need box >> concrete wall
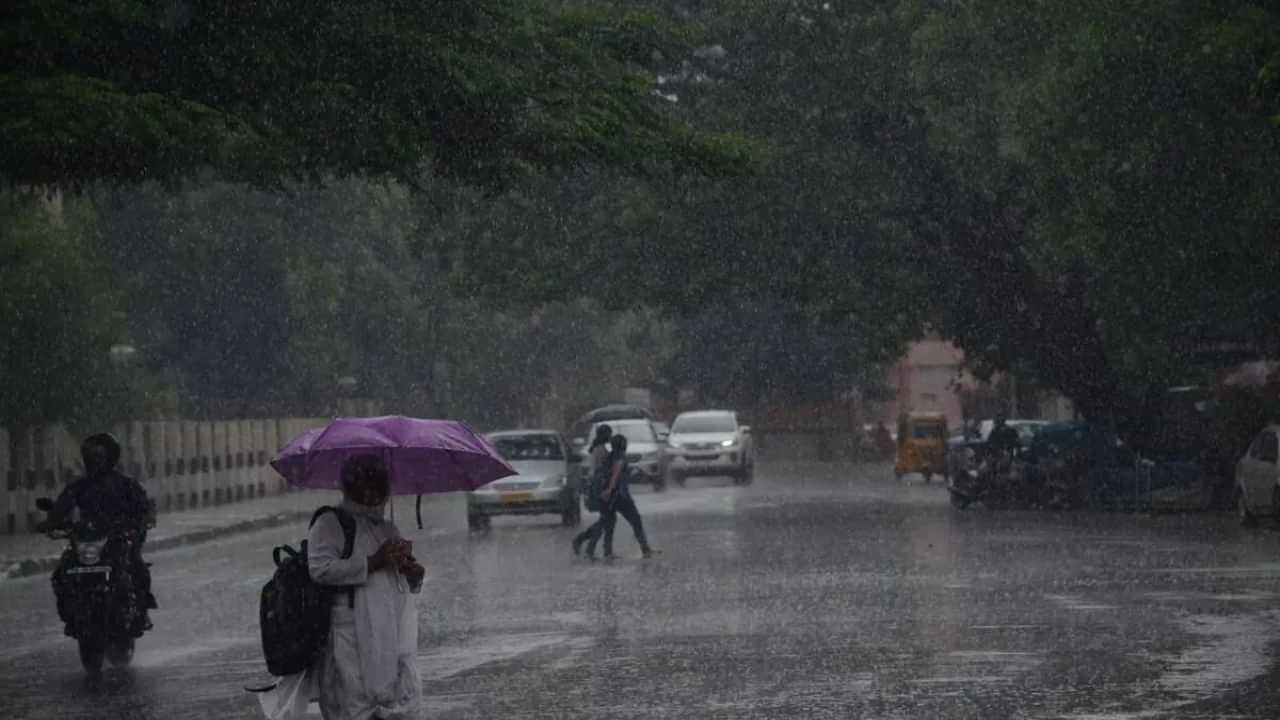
[1,418,328,535]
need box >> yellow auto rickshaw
[895,412,948,482]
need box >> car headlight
[543,474,568,488]
[668,441,683,449]
[78,541,104,565]
[720,439,735,448]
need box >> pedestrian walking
[572,425,614,559]
[597,435,653,560]
[277,455,423,720]
[874,422,895,461]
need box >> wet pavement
[3,461,1280,719]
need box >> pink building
[882,337,969,430]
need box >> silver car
[585,419,666,491]
[664,410,754,486]
[467,431,580,530]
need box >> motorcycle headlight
[77,541,104,565]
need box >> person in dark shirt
[45,435,152,532]
[986,414,1022,456]
[42,433,156,636]
[597,435,653,560]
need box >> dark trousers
[601,495,648,556]
[575,511,610,556]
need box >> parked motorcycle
[36,497,154,673]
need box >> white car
[581,419,666,491]
[467,431,579,530]
[1234,424,1280,526]
[665,410,754,486]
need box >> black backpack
[259,506,356,677]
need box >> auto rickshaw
[895,412,948,482]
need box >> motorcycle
[35,497,154,673]
[947,447,1033,509]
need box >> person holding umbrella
[261,416,517,720]
[308,454,424,720]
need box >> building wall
[883,338,968,431]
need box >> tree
[450,0,1280,450]
[0,0,751,189]
[0,193,131,427]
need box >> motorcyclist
[39,433,156,637]
[985,413,1021,457]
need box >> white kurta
[307,503,422,720]
[256,503,422,720]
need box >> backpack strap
[309,506,356,559]
[309,506,358,608]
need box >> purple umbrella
[271,416,516,496]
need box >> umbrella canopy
[271,416,516,496]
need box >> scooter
[36,497,154,673]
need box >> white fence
[1,418,328,534]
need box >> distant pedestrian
[597,435,653,560]
[572,425,614,559]
[874,422,895,461]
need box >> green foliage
[0,193,132,427]
[448,0,1280,447]
[0,0,753,189]
[86,179,666,426]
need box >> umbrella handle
[416,494,423,529]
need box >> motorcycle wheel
[78,636,105,673]
[106,638,135,667]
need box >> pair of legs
[573,508,611,558]
[573,495,650,558]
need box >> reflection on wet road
[2,462,1280,719]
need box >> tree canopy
[1,0,752,189]
[447,0,1280,446]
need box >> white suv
[665,410,754,486]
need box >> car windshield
[672,414,736,434]
[604,421,656,445]
[489,435,563,461]
[911,423,943,439]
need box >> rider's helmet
[80,433,122,477]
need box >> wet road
[3,462,1280,719]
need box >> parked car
[467,430,579,530]
[665,410,754,486]
[586,419,666,491]
[1234,424,1280,526]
